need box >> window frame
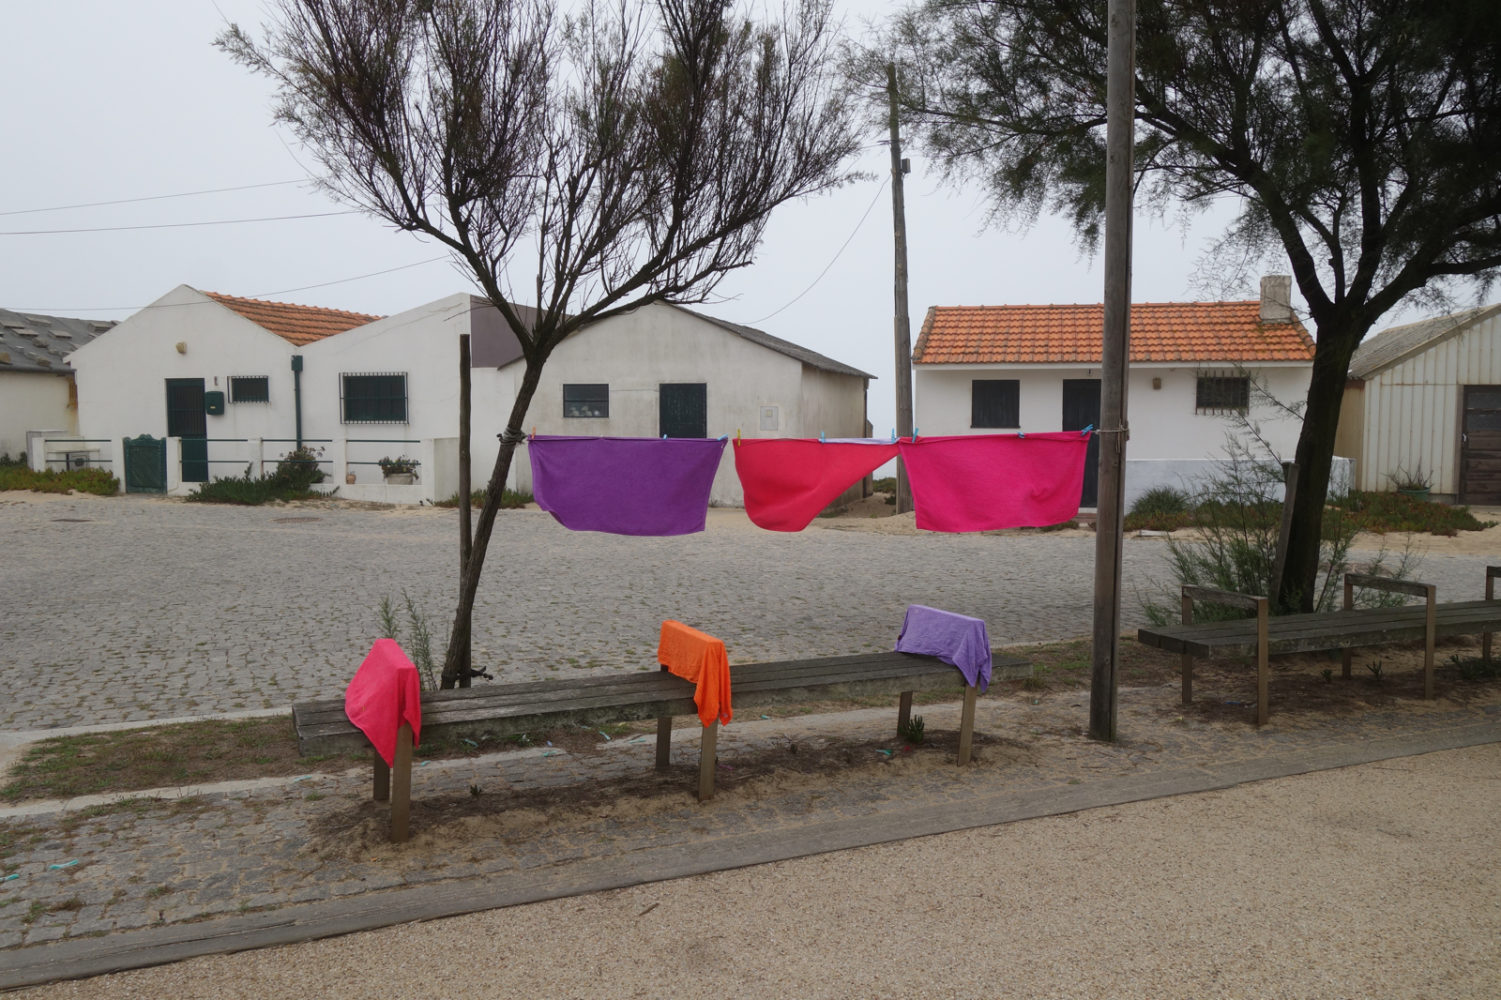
[1195,374,1251,414]
[228,375,270,404]
[563,383,610,419]
[341,372,409,424]
[970,379,1021,429]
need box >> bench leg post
[1254,597,1270,727]
[697,722,718,802]
[957,684,977,766]
[1181,592,1194,705]
[373,751,390,802]
[1342,578,1354,679]
[1423,584,1436,700]
[655,715,673,771]
[897,691,913,734]
[390,723,413,844]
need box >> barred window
[228,376,269,403]
[342,372,408,423]
[563,383,609,418]
[1196,376,1250,413]
[971,379,1020,428]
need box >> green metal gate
[123,435,167,493]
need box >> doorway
[1062,378,1101,508]
[165,378,208,483]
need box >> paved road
[1,492,1495,730]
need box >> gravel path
[15,743,1499,1000]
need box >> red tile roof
[203,291,382,346]
[913,301,1314,365]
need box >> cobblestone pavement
[0,676,1496,981]
[3,493,1495,732]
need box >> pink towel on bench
[344,638,423,766]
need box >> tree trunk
[440,359,547,689]
[1274,318,1363,612]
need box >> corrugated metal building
[1335,304,1501,502]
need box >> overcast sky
[2,1,1485,440]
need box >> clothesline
[526,431,1093,536]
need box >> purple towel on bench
[894,604,993,693]
[528,435,727,536]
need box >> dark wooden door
[659,383,707,438]
[1460,385,1501,504]
[1062,378,1101,507]
[165,378,208,483]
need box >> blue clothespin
[1080,424,1094,436]
[890,428,897,443]
[819,431,826,444]
[1018,431,1025,438]
[662,434,667,440]
[716,434,728,441]
[912,426,919,442]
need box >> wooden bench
[1137,567,1501,726]
[293,649,1032,842]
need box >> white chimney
[1260,275,1293,323]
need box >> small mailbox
[204,390,225,416]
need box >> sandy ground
[17,743,1499,1000]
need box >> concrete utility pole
[887,62,914,512]
[1089,0,1136,741]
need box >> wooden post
[1181,590,1194,705]
[656,663,673,771]
[1422,583,1436,700]
[1484,566,1497,664]
[1342,573,1355,679]
[897,690,913,733]
[390,723,414,843]
[458,334,473,687]
[372,750,390,802]
[957,684,977,766]
[1088,0,1135,743]
[1254,596,1270,726]
[887,62,914,514]
[697,722,718,801]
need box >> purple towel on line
[894,604,993,693]
[527,435,727,536]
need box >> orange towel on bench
[658,620,732,727]
[344,638,423,767]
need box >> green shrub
[267,446,326,492]
[0,463,118,496]
[1329,490,1494,535]
[187,455,327,506]
[871,476,897,494]
[434,488,532,509]
[1129,485,1193,518]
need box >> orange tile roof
[202,291,382,346]
[913,301,1314,365]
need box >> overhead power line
[0,210,361,236]
[0,180,309,218]
[748,178,889,325]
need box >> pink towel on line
[733,438,899,531]
[344,638,423,767]
[899,432,1091,532]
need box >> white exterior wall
[506,303,863,506]
[0,372,75,461]
[1354,311,1501,495]
[70,286,300,487]
[914,361,1315,507]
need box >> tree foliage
[865,0,1501,609]
[222,0,859,683]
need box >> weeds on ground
[376,591,442,691]
[433,488,532,509]
[0,463,118,496]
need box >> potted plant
[1389,465,1432,500]
[378,455,419,485]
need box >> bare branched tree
[221,0,860,685]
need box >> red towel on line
[733,438,899,531]
[658,620,732,727]
[344,639,423,767]
[899,433,1090,532]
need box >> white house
[502,302,874,506]
[69,288,872,506]
[911,276,1320,509]
[0,308,113,466]
[1335,303,1501,503]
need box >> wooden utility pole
[887,62,914,512]
[1089,0,1136,741]
[458,333,473,687]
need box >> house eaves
[0,308,115,374]
[201,290,382,346]
[1348,303,1501,380]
